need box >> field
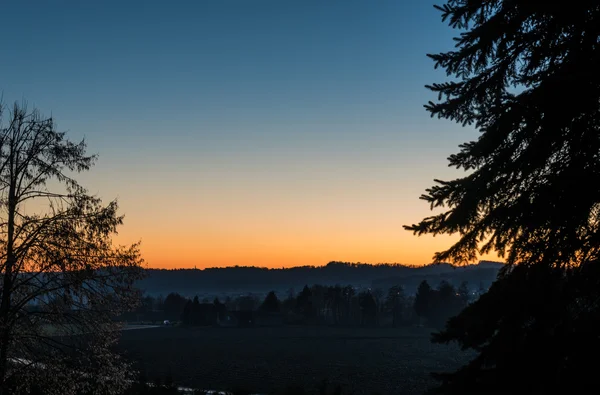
[118,326,472,395]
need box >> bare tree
[0,102,145,395]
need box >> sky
[0,0,497,269]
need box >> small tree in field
[0,102,144,395]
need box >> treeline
[126,280,485,329]
[137,261,502,295]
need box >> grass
[117,326,471,395]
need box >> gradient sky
[0,0,496,268]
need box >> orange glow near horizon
[101,130,502,270]
[121,236,432,269]
[2,0,507,272]
[114,230,500,269]
[111,189,501,269]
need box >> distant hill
[137,261,504,297]
[371,260,503,295]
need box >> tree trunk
[0,155,17,394]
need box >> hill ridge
[138,260,504,296]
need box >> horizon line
[145,259,505,271]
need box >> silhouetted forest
[136,261,502,296]
[124,277,479,331]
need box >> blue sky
[0,0,483,268]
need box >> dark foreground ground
[118,326,471,395]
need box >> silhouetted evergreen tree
[163,293,187,319]
[191,296,201,325]
[296,285,315,320]
[414,280,432,324]
[404,1,600,393]
[260,291,281,312]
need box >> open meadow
[118,326,472,395]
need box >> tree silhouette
[213,297,226,322]
[260,291,281,313]
[428,281,462,330]
[358,291,377,326]
[341,285,355,324]
[405,1,600,268]
[372,287,385,323]
[296,285,314,320]
[0,102,144,394]
[163,293,187,320]
[404,1,600,393]
[192,296,201,326]
[414,280,432,324]
[384,285,405,327]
